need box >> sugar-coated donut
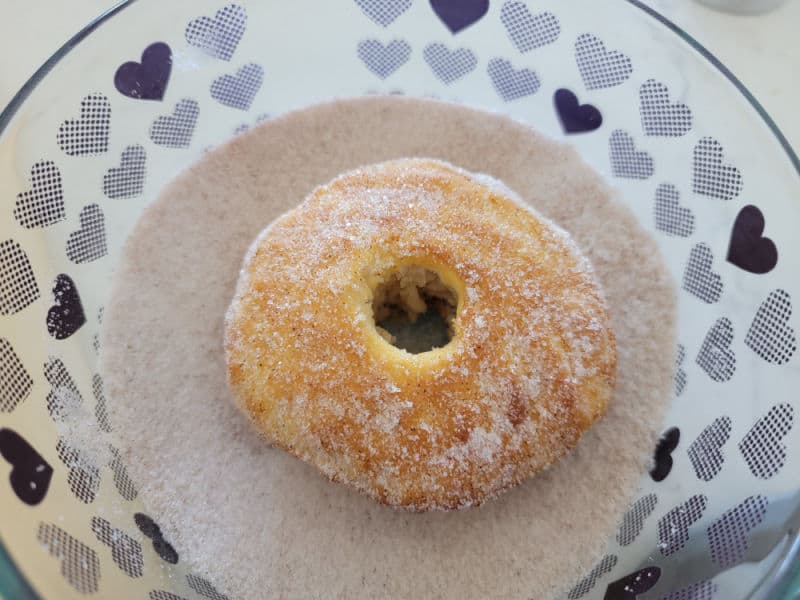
[224,158,616,510]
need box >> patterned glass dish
[1,1,799,598]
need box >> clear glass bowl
[1,1,799,598]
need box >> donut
[224,158,616,510]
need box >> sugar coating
[101,97,677,600]
[224,158,616,510]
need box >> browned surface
[225,159,616,510]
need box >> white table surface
[1,0,798,149]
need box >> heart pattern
[57,94,111,155]
[151,592,189,600]
[696,318,736,382]
[109,446,137,501]
[431,0,489,34]
[149,99,200,148]
[93,374,112,433]
[38,523,100,594]
[688,416,732,482]
[0,429,53,505]
[210,63,264,110]
[726,205,777,274]
[46,274,86,340]
[92,516,144,578]
[650,426,680,482]
[14,161,65,229]
[66,204,107,264]
[639,79,692,136]
[114,42,172,101]
[658,581,718,600]
[693,137,742,200]
[683,243,723,304]
[357,39,412,79]
[554,88,603,134]
[574,33,632,90]
[104,145,147,199]
[0,240,40,316]
[657,494,708,556]
[423,43,477,84]
[93,307,103,355]
[355,0,412,27]
[739,404,793,479]
[487,58,541,101]
[617,493,658,546]
[186,573,230,600]
[674,344,687,396]
[501,1,560,53]
[707,495,768,568]
[185,4,247,61]
[0,338,33,413]
[135,513,179,564]
[567,554,618,599]
[56,438,101,504]
[44,356,83,421]
[604,567,660,600]
[745,289,797,364]
[609,130,654,179]
[4,8,800,598]
[654,183,694,237]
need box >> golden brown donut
[224,158,616,510]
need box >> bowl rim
[0,1,798,598]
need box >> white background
[0,0,798,148]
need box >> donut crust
[224,159,616,510]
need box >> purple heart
[650,426,680,482]
[554,88,602,134]
[46,274,86,340]
[114,42,172,101]
[726,205,778,274]
[604,567,660,599]
[430,0,489,34]
[0,429,53,506]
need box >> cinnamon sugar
[101,97,676,599]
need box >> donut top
[224,159,616,510]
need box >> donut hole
[371,265,457,354]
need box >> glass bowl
[1,1,799,598]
